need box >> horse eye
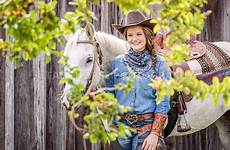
[86,56,93,63]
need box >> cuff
[150,113,167,136]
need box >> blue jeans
[116,119,153,150]
[117,131,150,150]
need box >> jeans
[117,131,150,150]
[116,119,153,150]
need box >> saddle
[164,41,230,136]
[171,41,230,75]
[171,41,230,102]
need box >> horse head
[62,22,103,109]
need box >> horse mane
[94,32,128,79]
[95,32,128,56]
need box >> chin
[133,48,145,52]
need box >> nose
[131,35,138,42]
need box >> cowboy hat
[112,10,155,34]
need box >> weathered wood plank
[222,0,230,40]
[14,61,35,150]
[33,53,47,150]
[66,118,76,150]
[0,54,5,150]
[206,0,224,41]
[101,0,110,33]
[46,54,68,150]
[207,0,219,10]
[4,47,14,150]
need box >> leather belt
[120,113,154,125]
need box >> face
[63,29,100,96]
[126,25,147,52]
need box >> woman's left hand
[141,133,159,150]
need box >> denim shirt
[106,54,171,115]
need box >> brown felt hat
[112,10,155,34]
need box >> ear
[85,22,95,40]
[80,20,87,28]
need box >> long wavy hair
[123,26,157,68]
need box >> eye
[86,56,93,64]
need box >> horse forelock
[64,29,90,53]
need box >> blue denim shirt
[107,54,171,115]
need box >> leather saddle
[165,41,230,136]
[187,40,207,60]
[164,66,230,137]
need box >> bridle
[76,38,103,94]
[62,37,103,135]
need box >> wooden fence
[0,0,229,149]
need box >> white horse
[62,23,230,149]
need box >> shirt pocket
[114,71,129,84]
[143,86,154,99]
[139,76,155,99]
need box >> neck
[130,48,147,53]
[94,32,128,85]
[96,32,128,56]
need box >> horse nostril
[86,57,93,63]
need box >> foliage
[1,0,229,145]
[59,59,136,144]
[150,70,230,107]
[0,0,92,65]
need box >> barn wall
[0,0,229,150]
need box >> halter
[76,38,103,94]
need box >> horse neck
[95,32,128,57]
[94,32,127,86]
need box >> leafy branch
[1,0,229,146]
[150,71,230,107]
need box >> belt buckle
[125,114,138,125]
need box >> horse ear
[85,22,95,40]
[80,20,87,28]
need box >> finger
[151,145,157,150]
[148,146,154,150]
[141,139,147,150]
[143,142,150,150]
[152,142,158,150]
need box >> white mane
[94,32,128,76]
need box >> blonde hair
[123,26,157,67]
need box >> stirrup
[177,114,191,132]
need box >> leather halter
[76,38,103,94]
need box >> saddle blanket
[171,41,230,75]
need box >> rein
[76,38,103,94]
[62,38,104,145]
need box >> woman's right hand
[141,133,159,150]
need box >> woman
[107,10,171,150]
